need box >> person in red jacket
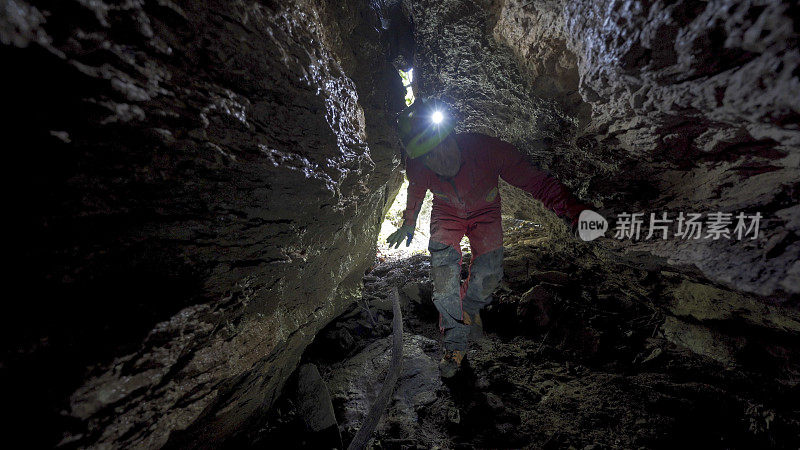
[388,99,588,378]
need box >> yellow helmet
[396,99,457,158]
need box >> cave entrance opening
[399,68,415,105]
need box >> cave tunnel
[1,0,799,448]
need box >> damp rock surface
[249,220,800,448]
[324,333,445,444]
[413,0,799,297]
[3,0,799,447]
[2,0,405,447]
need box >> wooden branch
[347,287,404,450]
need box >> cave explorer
[388,99,590,378]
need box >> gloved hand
[561,214,580,238]
[387,224,415,249]
[563,203,595,239]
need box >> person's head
[397,99,460,177]
[420,134,461,177]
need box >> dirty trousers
[429,210,504,352]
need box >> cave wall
[409,0,798,372]
[412,0,581,170]
[3,0,798,446]
[492,0,799,297]
[1,0,405,447]
[412,0,798,298]
[410,0,593,235]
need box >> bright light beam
[431,110,443,124]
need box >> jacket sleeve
[493,138,587,221]
[402,157,429,227]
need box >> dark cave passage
[235,218,800,449]
[1,0,799,448]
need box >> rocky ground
[229,219,800,449]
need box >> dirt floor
[234,219,800,449]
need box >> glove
[563,202,595,239]
[561,214,580,238]
[387,224,415,249]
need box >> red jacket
[402,133,584,225]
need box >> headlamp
[396,99,457,159]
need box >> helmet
[396,98,457,159]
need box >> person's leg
[429,212,469,353]
[461,247,503,315]
[428,240,469,352]
[462,211,504,316]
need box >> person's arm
[388,157,428,249]
[401,157,428,227]
[493,137,588,223]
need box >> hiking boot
[439,349,465,378]
[463,310,484,341]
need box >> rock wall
[3,0,798,446]
[1,0,405,447]
[412,0,799,298]
[409,0,798,379]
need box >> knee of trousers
[471,247,503,283]
[431,270,462,324]
[463,247,504,310]
[429,240,461,266]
